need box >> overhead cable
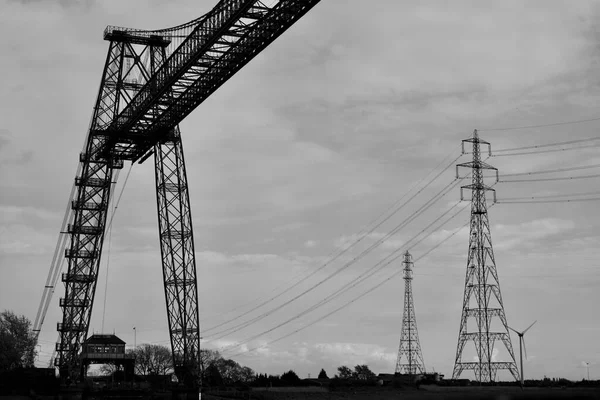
[205,176,464,341]
[218,191,477,354]
[501,163,600,177]
[479,116,600,132]
[501,190,600,201]
[201,151,463,334]
[498,197,600,204]
[492,144,600,157]
[225,217,471,358]
[500,174,600,183]
[217,200,468,353]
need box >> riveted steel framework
[56,38,133,381]
[154,125,200,384]
[52,0,322,385]
[395,251,425,375]
[452,130,519,382]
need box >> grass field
[205,386,600,400]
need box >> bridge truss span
[96,0,321,162]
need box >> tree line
[0,309,381,387]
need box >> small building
[80,334,135,381]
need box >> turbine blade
[522,337,528,360]
[508,326,520,335]
[523,320,537,334]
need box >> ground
[205,386,600,400]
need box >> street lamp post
[133,327,136,350]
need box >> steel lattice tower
[39,0,323,386]
[452,130,519,383]
[395,251,426,375]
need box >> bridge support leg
[154,130,200,387]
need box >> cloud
[304,240,318,248]
[313,342,396,367]
[222,341,397,377]
[493,218,575,251]
[8,0,95,9]
[3,0,600,382]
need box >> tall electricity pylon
[452,130,519,382]
[395,251,426,375]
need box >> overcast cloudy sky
[1,0,600,382]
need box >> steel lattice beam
[95,0,322,161]
[55,37,163,381]
[51,0,322,385]
[154,132,200,385]
[50,0,319,386]
[152,43,201,385]
[55,39,127,380]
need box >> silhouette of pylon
[452,130,519,382]
[395,251,426,375]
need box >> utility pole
[395,251,425,376]
[452,130,519,383]
[133,327,136,350]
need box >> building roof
[83,334,126,345]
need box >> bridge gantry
[35,0,322,386]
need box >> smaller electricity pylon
[395,251,426,375]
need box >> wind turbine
[508,320,537,387]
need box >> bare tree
[0,310,37,372]
[99,363,117,376]
[199,349,221,373]
[131,344,173,375]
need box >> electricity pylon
[452,130,519,382]
[395,251,426,375]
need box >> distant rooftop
[83,334,126,345]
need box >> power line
[205,176,465,342]
[202,152,463,335]
[501,190,600,201]
[480,116,600,132]
[500,174,600,183]
[226,217,471,358]
[218,199,470,355]
[494,137,600,153]
[498,197,600,204]
[501,163,600,177]
[492,144,600,157]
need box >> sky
[1,0,600,382]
